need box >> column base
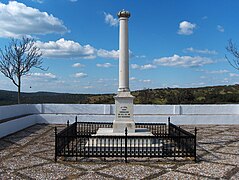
[113,119,135,133]
[113,91,135,133]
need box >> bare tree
[225,39,239,70]
[0,37,45,104]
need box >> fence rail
[55,117,197,162]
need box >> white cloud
[97,78,106,83]
[74,72,87,78]
[217,25,224,32]
[131,64,140,69]
[36,38,136,60]
[191,82,205,86]
[198,82,206,86]
[178,21,196,35]
[97,78,117,83]
[36,38,96,59]
[229,73,239,77]
[32,0,44,3]
[140,64,157,70]
[83,86,93,89]
[72,63,85,68]
[154,54,213,68]
[202,16,208,20]
[96,63,113,68]
[69,0,78,2]
[104,12,118,27]
[139,79,151,83]
[184,47,217,55]
[97,49,119,59]
[208,70,229,74]
[28,72,57,79]
[97,49,132,59]
[36,38,125,60]
[221,78,229,83]
[129,77,151,83]
[131,64,156,70]
[0,1,68,38]
[130,77,137,81]
[199,69,229,74]
[135,55,146,59]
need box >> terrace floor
[0,124,239,179]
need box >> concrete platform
[0,124,239,179]
[95,128,153,136]
[86,128,156,147]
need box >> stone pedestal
[113,91,135,133]
[86,128,156,147]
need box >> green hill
[1,84,239,106]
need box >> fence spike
[67,120,70,127]
[194,127,197,163]
[125,127,128,163]
[54,126,57,162]
[168,117,171,135]
[75,116,77,123]
[125,127,128,135]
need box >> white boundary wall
[0,115,36,138]
[1,104,239,138]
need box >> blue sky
[0,0,239,94]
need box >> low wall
[0,104,239,138]
[0,115,37,138]
[1,104,239,122]
[39,104,239,115]
[0,104,41,120]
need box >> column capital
[118,10,130,18]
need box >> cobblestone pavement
[0,124,238,179]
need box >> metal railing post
[55,127,57,162]
[75,116,78,161]
[194,127,197,163]
[168,117,171,135]
[67,120,69,154]
[125,127,128,163]
[75,116,78,136]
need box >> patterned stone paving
[0,124,238,179]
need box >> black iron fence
[54,120,77,162]
[55,117,197,162]
[168,118,197,161]
[76,121,167,136]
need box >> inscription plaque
[118,106,130,118]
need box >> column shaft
[118,17,129,92]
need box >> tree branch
[226,39,239,70]
[0,37,46,103]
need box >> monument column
[118,10,130,92]
[113,10,135,133]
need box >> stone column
[118,10,130,92]
[113,10,135,133]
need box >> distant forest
[1,84,239,106]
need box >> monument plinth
[113,92,135,133]
[113,10,135,133]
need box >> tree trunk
[18,76,21,104]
